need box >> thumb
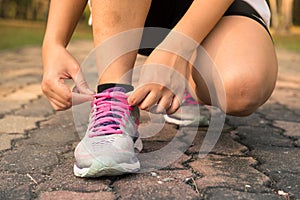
[72,68,95,95]
[70,67,95,106]
[71,86,94,105]
[167,94,183,115]
[72,92,94,105]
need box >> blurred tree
[0,0,48,20]
[281,0,294,31]
[0,0,90,22]
[294,1,300,25]
[269,0,295,34]
[269,0,280,30]
[1,1,17,19]
[16,0,32,19]
[31,0,49,20]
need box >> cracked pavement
[0,40,299,199]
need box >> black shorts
[139,0,270,56]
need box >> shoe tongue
[94,84,132,133]
[103,87,126,94]
[97,83,133,93]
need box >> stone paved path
[0,40,299,200]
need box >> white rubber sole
[73,158,140,177]
[164,115,209,126]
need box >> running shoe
[74,84,140,177]
[164,90,209,126]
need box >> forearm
[173,0,234,44]
[43,0,88,48]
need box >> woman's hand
[128,49,191,114]
[41,44,94,111]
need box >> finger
[48,96,71,111]
[138,91,161,111]
[48,82,93,109]
[46,81,72,106]
[128,86,150,106]
[151,94,173,114]
[166,95,181,114]
[47,89,71,105]
[43,86,71,108]
[42,79,69,105]
[49,83,93,107]
[72,68,95,95]
[49,101,61,111]
[72,92,94,105]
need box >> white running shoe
[164,90,209,126]
[74,85,140,177]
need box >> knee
[220,73,273,116]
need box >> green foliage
[273,33,300,52]
[0,24,44,50]
[0,0,90,22]
[0,0,49,21]
[0,20,92,51]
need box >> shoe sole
[73,158,140,177]
[164,115,209,126]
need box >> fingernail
[127,96,135,106]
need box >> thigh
[191,15,278,115]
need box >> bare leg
[189,16,278,116]
[91,0,151,84]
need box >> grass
[0,19,300,53]
[273,34,300,52]
[0,19,92,51]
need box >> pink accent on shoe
[183,90,198,105]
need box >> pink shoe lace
[88,88,133,138]
[183,90,198,105]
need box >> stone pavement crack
[227,108,299,199]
